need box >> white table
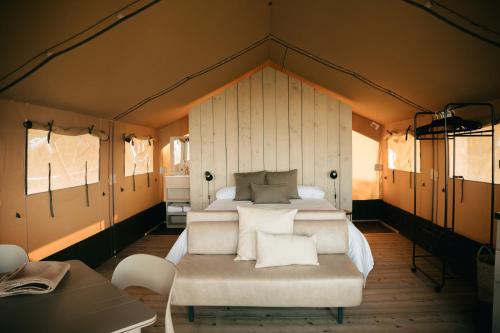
[0,260,156,333]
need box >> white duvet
[165,199,374,279]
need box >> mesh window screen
[450,124,499,184]
[124,138,153,176]
[387,133,421,172]
[27,129,100,195]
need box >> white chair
[112,254,177,332]
[0,244,28,274]
[111,254,176,296]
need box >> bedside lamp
[205,171,214,203]
[329,170,338,205]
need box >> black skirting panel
[352,199,383,221]
[381,201,482,282]
[44,202,166,268]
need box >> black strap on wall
[405,125,411,140]
[147,160,150,188]
[392,169,395,183]
[453,175,465,203]
[23,120,32,195]
[132,163,136,191]
[461,177,464,203]
[85,161,90,207]
[47,120,54,143]
[48,162,54,218]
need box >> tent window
[387,132,421,172]
[124,138,153,176]
[450,124,499,184]
[27,129,100,195]
[352,131,380,200]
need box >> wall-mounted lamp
[370,121,380,131]
[329,170,338,205]
[205,171,214,203]
[204,171,214,182]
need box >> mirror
[170,135,189,175]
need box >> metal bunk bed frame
[411,102,495,292]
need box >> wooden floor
[96,232,483,333]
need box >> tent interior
[1,0,500,332]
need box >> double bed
[166,194,374,279]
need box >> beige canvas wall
[189,66,352,210]
[382,118,499,245]
[0,99,160,260]
[352,113,383,200]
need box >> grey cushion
[266,169,300,199]
[234,171,266,201]
[250,183,290,204]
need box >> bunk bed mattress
[166,199,374,279]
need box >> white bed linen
[166,199,374,279]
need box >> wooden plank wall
[189,67,352,210]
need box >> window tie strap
[147,160,150,188]
[132,163,136,191]
[455,176,465,203]
[461,177,464,203]
[48,162,55,218]
[24,121,31,195]
[85,161,90,207]
[47,120,54,144]
[405,125,411,141]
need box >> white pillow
[298,185,325,199]
[215,186,236,200]
[255,231,319,268]
[235,206,297,260]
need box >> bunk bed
[411,103,496,292]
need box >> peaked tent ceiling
[1,0,499,128]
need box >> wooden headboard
[188,66,352,210]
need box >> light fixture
[329,170,338,204]
[205,171,214,203]
[204,171,213,182]
[370,121,380,130]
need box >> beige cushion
[186,219,348,255]
[186,210,347,226]
[250,183,290,204]
[187,221,238,255]
[255,231,319,268]
[235,206,297,260]
[234,171,266,201]
[294,220,348,254]
[265,169,300,199]
[172,254,363,307]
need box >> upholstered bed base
[169,212,364,324]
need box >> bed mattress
[206,198,338,211]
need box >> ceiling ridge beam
[116,34,435,121]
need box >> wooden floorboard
[96,232,483,332]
